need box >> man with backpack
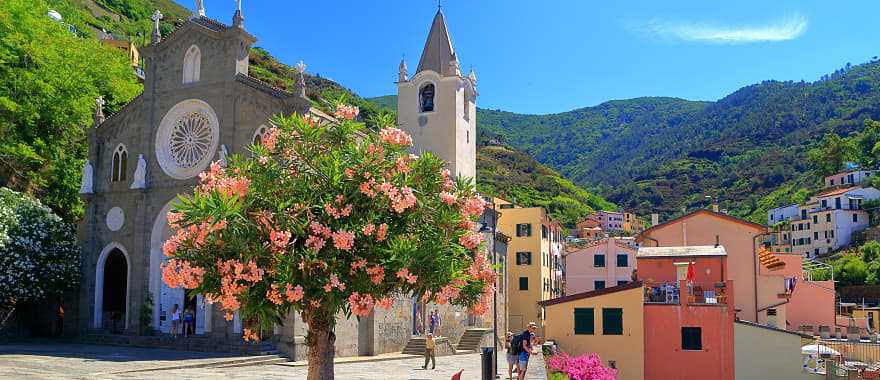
[511,322,538,380]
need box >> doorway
[102,248,128,333]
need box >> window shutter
[574,308,594,335]
[602,308,623,335]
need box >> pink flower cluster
[460,196,487,218]
[210,259,265,321]
[435,280,465,305]
[305,221,333,251]
[325,195,353,219]
[348,292,375,317]
[467,285,494,316]
[362,222,388,241]
[459,232,483,250]
[468,252,498,284]
[439,191,457,205]
[261,126,280,151]
[198,162,251,199]
[395,154,416,174]
[331,230,355,251]
[269,230,291,251]
[546,352,618,380]
[162,218,227,257]
[366,265,385,284]
[266,283,283,305]
[379,182,417,213]
[242,328,260,342]
[286,284,304,302]
[359,177,378,198]
[441,169,455,191]
[161,259,206,289]
[396,268,418,284]
[379,127,413,147]
[334,104,360,120]
[323,274,346,293]
[376,296,394,310]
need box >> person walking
[516,322,538,380]
[170,304,181,339]
[422,333,436,370]
[504,331,518,380]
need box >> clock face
[155,99,219,179]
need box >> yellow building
[623,212,645,234]
[494,198,564,333]
[539,283,645,380]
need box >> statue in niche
[130,154,147,189]
[79,160,93,194]
[219,144,229,167]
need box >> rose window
[169,112,213,168]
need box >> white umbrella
[802,344,841,356]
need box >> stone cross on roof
[151,10,163,44]
[194,0,205,18]
[235,0,242,11]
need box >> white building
[788,186,880,257]
[767,204,798,225]
[396,10,477,180]
[824,169,877,188]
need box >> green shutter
[602,308,623,335]
[574,308,594,335]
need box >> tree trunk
[0,300,16,329]
[305,313,336,380]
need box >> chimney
[715,235,720,248]
[651,213,659,226]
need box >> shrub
[547,351,617,380]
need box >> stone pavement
[0,342,548,380]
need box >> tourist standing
[422,333,436,370]
[183,306,195,337]
[170,304,181,338]
[504,331,517,380]
[516,322,538,380]
[430,309,442,336]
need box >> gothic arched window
[419,83,435,113]
[111,144,128,182]
[182,45,201,84]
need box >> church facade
[75,4,503,359]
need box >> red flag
[686,261,696,284]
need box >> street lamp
[478,198,499,378]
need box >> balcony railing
[644,281,729,305]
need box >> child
[183,306,195,337]
[422,333,436,370]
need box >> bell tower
[397,9,477,180]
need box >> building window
[830,230,835,238]
[594,254,605,268]
[814,232,819,240]
[616,254,628,267]
[516,252,532,265]
[573,308,594,335]
[602,308,623,335]
[830,179,835,186]
[419,83,435,112]
[182,45,201,84]
[826,214,831,222]
[111,144,128,182]
[853,213,859,222]
[516,223,532,237]
[836,197,841,209]
[813,215,818,224]
[542,225,548,239]
[618,280,628,286]
[682,327,702,350]
[594,280,605,290]
[822,200,828,208]
[519,277,528,291]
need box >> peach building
[565,238,637,294]
[636,209,786,328]
[762,251,836,331]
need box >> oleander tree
[0,187,80,327]
[161,104,495,379]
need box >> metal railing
[686,282,729,305]
[802,336,880,379]
[644,282,680,304]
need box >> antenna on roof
[438,0,442,10]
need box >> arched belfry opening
[419,83,435,112]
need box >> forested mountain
[477,60,880,222]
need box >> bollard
[481,346,496,380]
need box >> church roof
[416,10,456,75]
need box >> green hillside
[477,145,615,227]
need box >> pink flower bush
[160,107,495,378]
[547,352,617,380]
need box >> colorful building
[495,199,564,332]
[588,211,625,232]
[789,186,879,257]
[638,246,736,380]
[564,237,637,294]
[624,212,645,234]
[539,282,645,380]
[637,209,781,327]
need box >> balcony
[644,281,729,305]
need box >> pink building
[565,238,637,293]
[761,251,836,331]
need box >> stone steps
[455,328,490,353]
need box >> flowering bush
[161,105,494,379]
[547,352,618,380]
[0,188,80,316]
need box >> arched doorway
[94,243,130,331]
[150,200,210,334]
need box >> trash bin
[481,346,495,380]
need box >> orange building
[639,246,735,380]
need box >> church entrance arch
[150,200,209,334]
[94,243,130,332]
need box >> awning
[801,344,841,356]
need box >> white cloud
[631,13,808,44]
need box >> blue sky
[199,1,880,114]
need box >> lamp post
[479,198,499,378]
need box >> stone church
[76,2,506,359]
